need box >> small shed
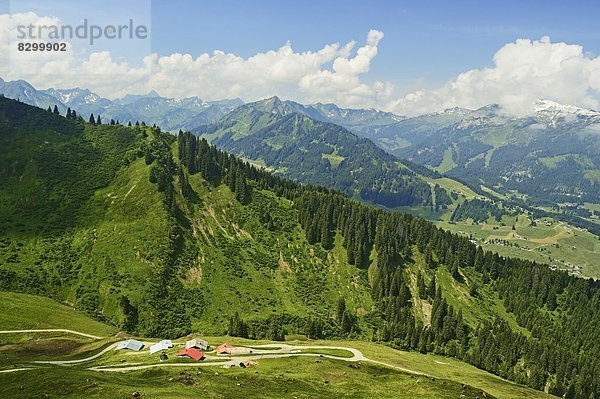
[185,338,209,350]
[176,347,205,361]
[149,339,173,354]
[116,339,144,351]
[160,352,168,361]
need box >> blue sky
[150,0,600,90]
[3,0,600,114]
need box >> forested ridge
[0,97,598,399]
[178,131,600,398]
[195,103,438,208]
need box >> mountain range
[360,100,600,206]
[2,76,599,215]
[0,77,243,131]
[0,77,404,134]
[193,96,444,208]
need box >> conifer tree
[417,272,427,299]
[428,274,437,299]
[336,297,346,322]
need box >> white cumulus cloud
[393,36,600,116]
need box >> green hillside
[1,98,599,398]
[398,176,600,279]
[0,291,116,337]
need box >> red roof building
[216,343,233,354]
[176,347,205,361]
[216,343,252,355]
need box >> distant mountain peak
[534,99,600,117]
[116,90,162,105]
[42,87,110,106]
[439,106,472,116]
[246,96,295,116]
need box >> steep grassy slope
[0,98,177,330]
[176,172,374,335]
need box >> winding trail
[33,342,119,365]
[0,329,104,340]
[0,368,33,374]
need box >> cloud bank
[0,12,388,109]
[392,36,600,116]
[2,12,600,116]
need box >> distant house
[116,339,144,351]
[228,347,253,355]
[216,343,252,355]
[216,343,233,354]
[185,338,209,350]
[176,347,205,361]
[149,339,174,354]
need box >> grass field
[436,217,600,279]
[436,147,457,173]
[0,356,493,399]
[0,332,557,399]
[0,292,557,399]
[0,291,116,337]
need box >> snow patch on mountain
[535,99,600,117]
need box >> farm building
[228,347,253,355]
[216,343,233,354]
[185,338,209,350]
[176,347,205,361]
[116,339,144,351]
[149,339,173,354]
[216,343,252,355]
